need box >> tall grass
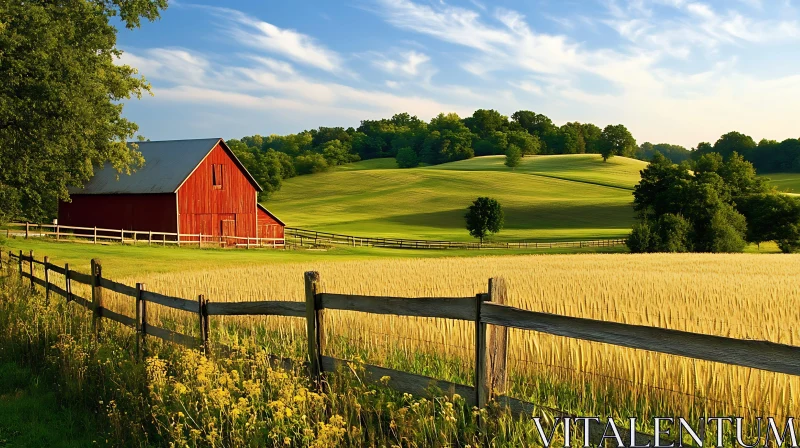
[0,261,565,447]
[8,251,799,445]
[87,252,800,423]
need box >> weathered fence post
[91,259,104,339]
[199,232,203,248]
[148,230,152,246]
[475,290,486,414]
[198,294,209,353]
[25,222,29,239]
[65,263,72,302]
[56,225,60,240]
[44,256,50,303]
[136,283,147,361]
[477,278,509,410]
[17,250,23,276]
[305,271,322,383]
[120,229,124,244]
[28,250,34,290]
[94,226,97,244]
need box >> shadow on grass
[0,362,102,447]
[384,203,634,232]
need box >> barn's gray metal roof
[69,138,262,194]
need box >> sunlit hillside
[265,155,646,241]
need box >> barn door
[221,219,236,246]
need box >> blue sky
[117,0,800,148]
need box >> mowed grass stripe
[765,173,800,193]
[266,154,640,241]
[428,154,647,190]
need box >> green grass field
[0,238,628,278]
[0,363,101,447]
[765,173,800,193]
[266,154,646,242]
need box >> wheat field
[57,253,800,421]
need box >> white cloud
[374,0,513,52]
[606,1,800,58]
[122,47,467,125]
[121,1,800,149]
[118,48,212,84]
[201,6,345,74]
[509,80,543,95]
[373,50,431,76]
[371,0,800,147]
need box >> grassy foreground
[0,362,102,447]
[1,244,794,446]
[266,154,644,242]
[0,265,576,447]
[0,238,628,277]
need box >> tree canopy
[599,125,637,162]
[0,0,167,222]
[628,152,800,253]
[690,131,800,173]
[465,197,504,243]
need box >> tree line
[628,152,800,254]
[692,131,800,173]
[229,110,647,200]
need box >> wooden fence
[3,250,800,445]
[4,222,285,248]
[285,227,627,250]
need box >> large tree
[420,113,475,165]
[464,197,504,243]
[599,124,636,162]
[0,0,167,222]
[628,152,800,253]
[463,109,509,139]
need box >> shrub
[294,153,329,175]
[654,213,691,252]
[626,221,653,253]
[708,209,747,253]
[395,146,419,168]
[504,144,521,168]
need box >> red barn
[58,138,285,245]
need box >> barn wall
[257,207,285,239]
[177,143,259,239]
[58,194,178,233]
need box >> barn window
[212,164,224,189]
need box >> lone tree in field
[504,144,521,168]
[465,197,504,243]
[599,124,636,162]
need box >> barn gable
[177,141,263,238]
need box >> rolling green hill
[765,173,800,194]
[265,155,647,242]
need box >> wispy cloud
[373,50,431,76]
[369,0,800,147]
[604,0,800,58]
[198,5,346,74]
[373,0,512,52]
[121,46,467,123]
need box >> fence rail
[285,227,626,250]
[5,222,626,251]
[3,249,796,445]
[4,222,285,249]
